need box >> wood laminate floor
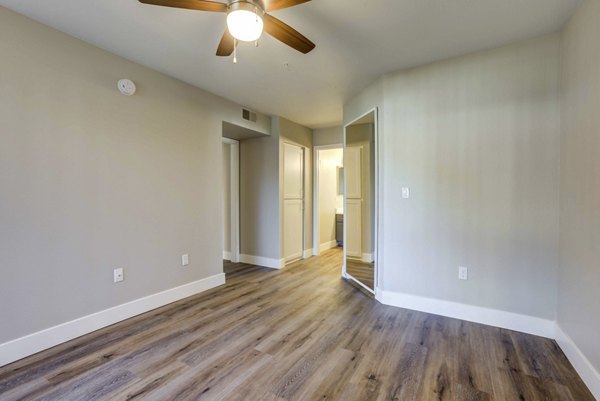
[0,249,594,401]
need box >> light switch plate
[182,254,189,267]
[402,187,410,199]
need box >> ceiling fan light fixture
[227,2,264,42]
[138,0,315,56]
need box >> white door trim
[222,137,240,263]
[313,144,343,256]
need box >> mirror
[343,109,377,292]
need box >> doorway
[222,137,240,263]
[313,144,344,256]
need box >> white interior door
[345,146,363,258]
[283,199,304,262]
[283,143,304,263]
[284,143,304,199]
[345,146,362,199]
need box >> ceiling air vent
[242,108,257,123]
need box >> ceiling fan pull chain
[233,38,238,64]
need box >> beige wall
[344,79,384,128]
[239,132,281,260]
[313,126,343,147]
[0,7,270,343]
[345,34,561,319]
[277,117,313,148]
[559,0,600,375]
[318,149,343,245]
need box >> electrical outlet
[181,254,189,267]
[114,268,124,283]
[458,266,468,281]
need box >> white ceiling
[0,0,580,128]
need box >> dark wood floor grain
[0,249,594,401]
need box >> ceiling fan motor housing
[228,0,265,14]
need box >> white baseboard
[319,240,337,252]
[223,251,231,261]
[284,252,303,265]
[303,249,313,259]
[378,291,599,397]
[240,254,284,269]
[555,325,600,400]
[0,273,226,367]
[379,290,555,338]
[362,253,374,263]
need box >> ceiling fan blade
[138,0,227,12]
[216,29,235,56]
[263,14,315,54]
[265,0,311,12]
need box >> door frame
[342,107,379,295]
[312,144,343,257]
[222,137,240,263]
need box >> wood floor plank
[455,321,494,398]
[117,362,188,401]
[0,249,594,401]
[379,342,428,401]
[293,348,364,401]
[270,324,352,400]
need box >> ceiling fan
[138,0,315,60]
